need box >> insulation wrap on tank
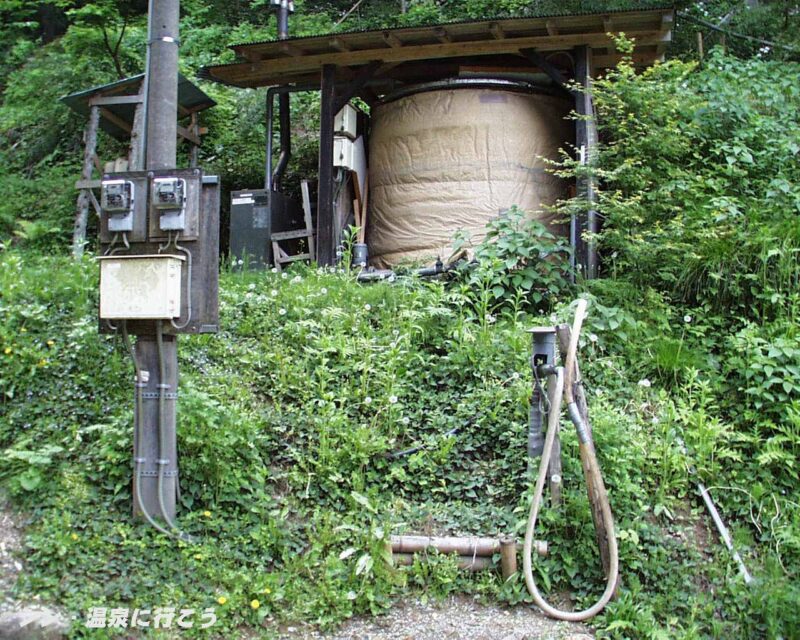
[367,87,572,268]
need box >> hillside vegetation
[1,1,800,639]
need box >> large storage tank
[367,80,573,267]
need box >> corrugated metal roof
[229,2,674,49]
[201,6,674,89]
[61,73,216,140]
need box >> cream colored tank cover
[367,88,572,267]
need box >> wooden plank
[75,179,102,190]
[489,22,505,39]
[330,37,350,52]
[72,105,100,257]
[301,179,315,262]
[216,30,668,86]
[382,31,403,48]
[128,102,145,171]
[88,94,143,107]
[271,229,313,241]
[603,16,615,54]
[317,64,337,266]
[279,42,305,57]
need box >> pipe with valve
[522,299,619,621]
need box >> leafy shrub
[454,206,571,314]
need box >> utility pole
[135,0,180,522]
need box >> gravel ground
[276,596,592,640]
[0,498,592,639]
[0,493,25,616]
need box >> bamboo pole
[556,323,613,582]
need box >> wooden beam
[434,27,451,44]
[545,20,558,36]
[489,22,505,39]
[75,179,102,190]
[382,31,403,48]
[99,107,132,133]
[333,60,383,113]
[177,124,201,146]
[89,94,143,107]
[593,52,661,68]
[603,17,615,54]
[330,37,350,52]
[279,42,304,57]
[218,30,667,85]
[317,64,337,267]
[519,49,575,97]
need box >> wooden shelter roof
[61,74,216,141]
[200,6,674,89]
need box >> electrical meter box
[333,137,356,171]
[98,255,184,319]
[98,168,220,336]
[334,104,358,139]
[100,175,149,243]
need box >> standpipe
[522,299,620,621]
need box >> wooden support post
[696,31,704,60]
[574,45,599,280]
[72,105,100,258]
[556,323,614,582]
[500,538,518,580]
[189,112,200,168]
[128,100,145,171]
[317,64,337,266]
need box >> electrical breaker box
[97,170,220,335]
[98,255,185,319]
[334,136,356,171]
[334,104,358,139]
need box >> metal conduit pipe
[271,0,292,192]
[522,300,619,621]
[264,85,316,191]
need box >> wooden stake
[72,105,100,258]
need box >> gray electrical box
[229,189,305,269]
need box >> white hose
[522,300,620,621]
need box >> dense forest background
[1,2,799,639]
[0,0,797,247]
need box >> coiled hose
[522,300,619,621]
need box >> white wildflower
[638,379,652,388]
[389,395,398,404]
[364,304,371,311]
[589,333,599,343]
[364,396,372,405]
[270,289,278,297]
[278,308,287,316]
[683,315,692,324]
